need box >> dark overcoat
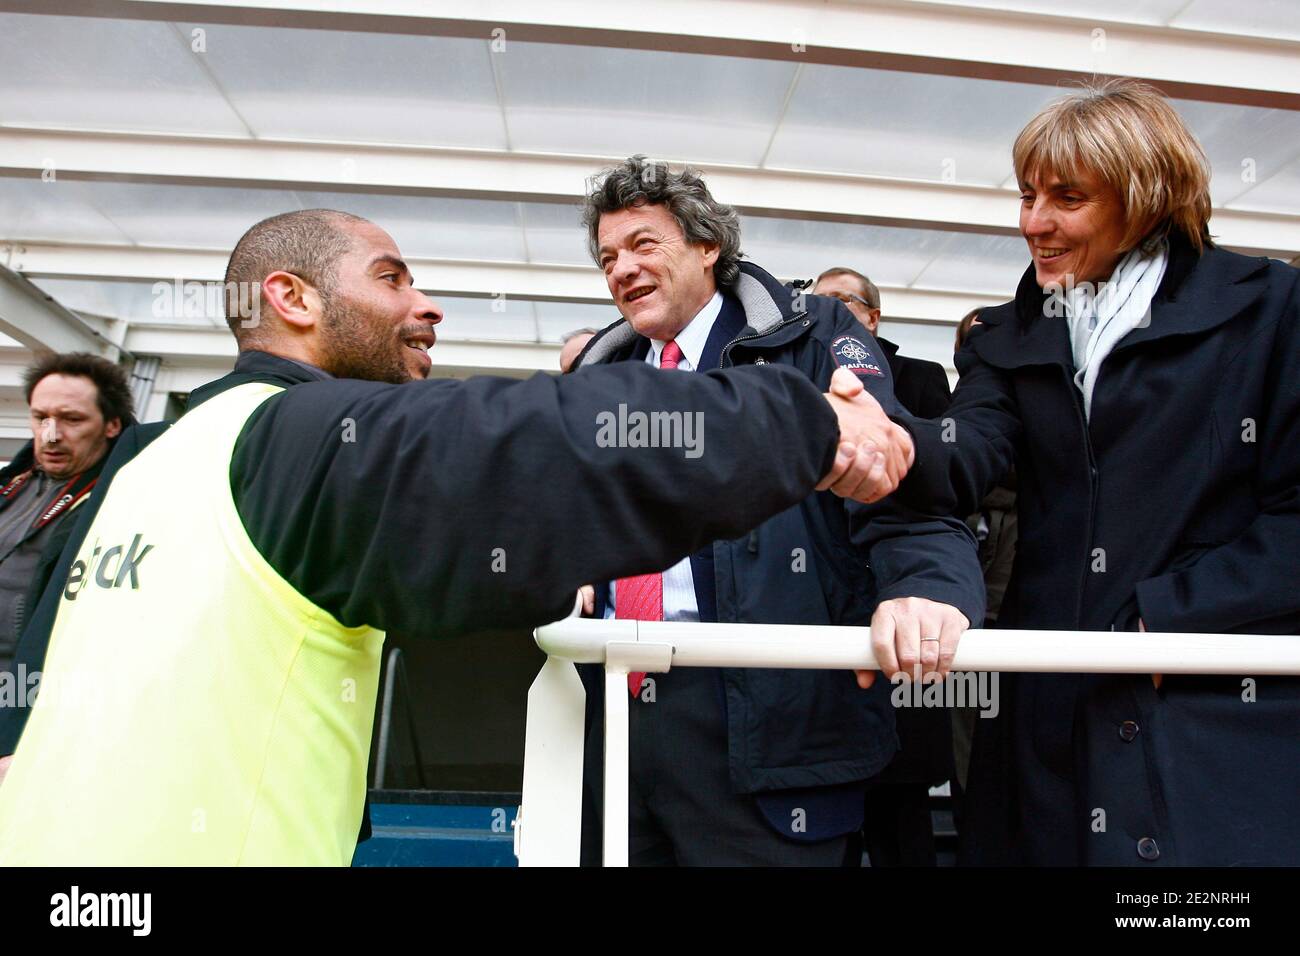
[897,235,1300,865]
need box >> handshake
[816,368,915,504]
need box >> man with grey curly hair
[583,154,744,283]
[571,155,982,866]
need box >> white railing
[514,616,1300,866]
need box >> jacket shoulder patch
[830,335,884,377]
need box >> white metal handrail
[516,617,1300,866]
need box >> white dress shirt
[644,290,721,373]
[607,291,724,622]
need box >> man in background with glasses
[814,268,951,419]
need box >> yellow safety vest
[0,382,384,865]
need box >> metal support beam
[2,129,1296,258]
[0,240,1080,327]
[0,263,127,359]
[12,0,1300,109]
[128,354,162,417]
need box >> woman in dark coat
[888,79,1300,865]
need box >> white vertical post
[517,657,587,866]
[602,664,630,867]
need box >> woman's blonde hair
[1013,79,1212,252]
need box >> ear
[105,417,122,440]
[699,241,720,271]
[867,309,881,335]
[260,271,324,333]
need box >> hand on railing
[576,584,596,617]
[855,597,970,689]
[816,368,915,504]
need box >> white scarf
[1060,240,1168,420]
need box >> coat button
[802,318,811,327]
[1137,837,1160,861]
[1119,720,1140,742]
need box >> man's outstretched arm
[231,362,907,638]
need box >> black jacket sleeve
[892,328,1021,518]
[231,362,840,637]
[811,302,985,626]
[849,502,986,628]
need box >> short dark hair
[223,209,368,343]
[581,155,744,286]
[23,352,134,426]
[815,267,880,311]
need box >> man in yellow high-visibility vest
[0,208,914,864]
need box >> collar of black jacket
[971,233,1273,371]
[187,350,332,411]
[0,443,37,486]
[575,259,801,369]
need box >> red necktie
[614,339,684,697]
[659,339,684,370]
[615,574,661,697]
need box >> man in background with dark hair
[0,354,131,671]
[0,353,132,785]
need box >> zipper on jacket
[719,312,807,369]
[725,313,801,564]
